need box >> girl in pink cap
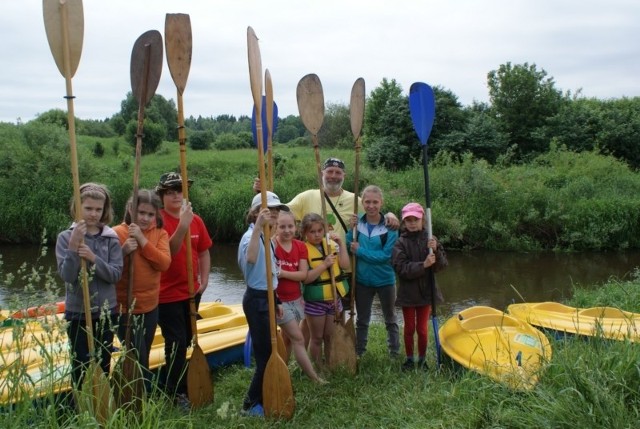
[391,202,448,371]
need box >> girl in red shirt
[274,211,325,383]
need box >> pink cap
[401,202,424,220]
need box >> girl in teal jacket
[346,185,399,357]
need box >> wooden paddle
[346,78,365,346]
[112,29,163,412]
[165,13,214,409]
[43,0,113,423]
[264,69,288,362]
[248,26,295,420]
[296,74,357,374]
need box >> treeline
[27,62,640,171]
[1,120,640,252]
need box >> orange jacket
[114,223,171,314]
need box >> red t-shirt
[274,239,308,302]
[159,209,213,303]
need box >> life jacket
[304,239,349,302]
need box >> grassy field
[2,272,640,428]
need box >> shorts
[277,297,305,325]
[305,299,343,317]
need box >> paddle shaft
[265,70,274,192]
[124,42,152,349]
[350,138,361,315]
[422,144,441,366]
[57,0,95,358]
[349,78,364,319]
[311,139,342,314]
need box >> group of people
[238,157,448,417]
[55,172,211,409]
[54,157,448,417]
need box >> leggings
[402,305,431,358]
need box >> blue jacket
[346,214,398,287]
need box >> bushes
[2,132,640,251]
[125,119,165,154]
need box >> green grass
[2,273,640,428]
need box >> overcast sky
[1,0,639,124]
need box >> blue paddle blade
[251,96,279,152]
[409,82,436,146]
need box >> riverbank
[2,274,640,428]
[2,132,640,251]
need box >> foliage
[3,135,640,251]
[115,92,178,141]
[274,115,305,143]
[365,136,412,171]
[429,86,469,154]
[318,103,351,148]
[363,78,416,170]
[436,110,509,163]
[188,129,214,150]
[34,109,69,129]
[185,114,252,137]
[487,62,566,159]
[77,118,117,138]
[125,119,166,155]
[0,122,80,242]
[214,132,251,151]
[93,141,105,157]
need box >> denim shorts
[277,296,305,325]
[304,299,343,317]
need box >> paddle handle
[311,137,341,314]
[175,91,199,344]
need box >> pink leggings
[402,305,431,358]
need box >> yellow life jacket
[304,239,349,302]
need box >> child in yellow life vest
[301,213,351,367]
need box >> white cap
[251,191,289,211]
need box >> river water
[1,244,639,319]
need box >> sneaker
[417,359,429,371]
[174,393,191,411]
[402,359,415,371]
[241,403,264,417]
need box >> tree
[539,96,602,153]
[34,109,69,129]
[437,110,509,163]
[596,97,640,169]
[487,62,565,158]
[188,129,214,150]
[363,78,416,170]
[125,119,166,154]
[275,115,305,143]
[318,102,351,148]
[115,92,178,141]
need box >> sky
[1,0,639,124]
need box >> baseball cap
[401,202,424,220]
[251,191,290,211]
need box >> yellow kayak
[0,302,247,405]
[439,306,552,390]
[507,302,640,342]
